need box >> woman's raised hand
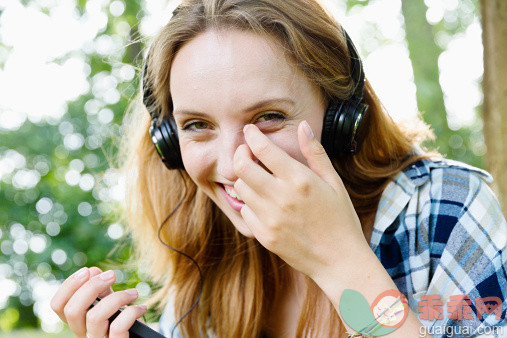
[233,121,370,280]
[50,266,147,338]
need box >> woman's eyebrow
[172,97,295,117]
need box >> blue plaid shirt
[371,158,507,337]
[160,158,507,337]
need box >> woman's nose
[216,128,246,183]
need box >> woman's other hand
[233,121,370,279]
[50,266,147,338]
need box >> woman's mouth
[219,184,245,212]
[224,185,243,201]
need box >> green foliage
[0,0,146,333]
[0,328,73,337]
[345,0,371,12]
[0,308,20,331]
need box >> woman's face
[170,29,326,237]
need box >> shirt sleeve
[419,168,507,337]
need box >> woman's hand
[234,121,430,338]
[233,121,370,280]
[50,266,147,338]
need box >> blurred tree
[481,0,507,214]
[400,0,483,168]
[346,0,485,168]
[401,0,448,150]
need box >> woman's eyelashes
[181,121,208,131]
[180,111,287,132]
[255,112,286,123]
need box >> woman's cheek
[180,141,214,181]
[268,130,306,165]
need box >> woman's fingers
[50,267,142,338]
[239,204,264,239]
[297,120,343,192]
[63,270,117,336]
[108,305,148,338]
[233,144,276,196]
[233,177,264,214]
[243,124,299,179]
[89,267,113,299]
[50,267,92,324]
[88,267,103,277]
[85,289,140,338]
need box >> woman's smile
[220,183,245,212]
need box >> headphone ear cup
[321,98,367,158]
[150,117,184,170]
[337,102,355,152]
[321,99,350,159]
[339,100,368,154]
[349,102,368,154]
[321,100,341,158]
[334,106,348,154]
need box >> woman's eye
[256,112,286,123]
[182,121,208,131]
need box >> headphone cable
[156,169,204,338]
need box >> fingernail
[136,304,147,311]
[243,124,250,134]
[99,270,115,281]
[125,288,138,296]
[73,267,88,279]
[302,120,314,139]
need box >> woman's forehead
[169,29,314,111]
[172,28,290,72]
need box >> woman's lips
[219,184,245,212]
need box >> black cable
[156,169,204,338]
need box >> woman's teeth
[224,185,243,201]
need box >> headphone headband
[142,57,159,120]
[343,29,366,102]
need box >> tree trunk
[481,0,507,214]
[400,0,452,157]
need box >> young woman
[50,0,506,337]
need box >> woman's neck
[262,268,306,338]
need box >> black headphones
[143,9,368,170]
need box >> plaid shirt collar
[369,158,493,252]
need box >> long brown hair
[120,0,435,336]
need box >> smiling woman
[49,0,507,337]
